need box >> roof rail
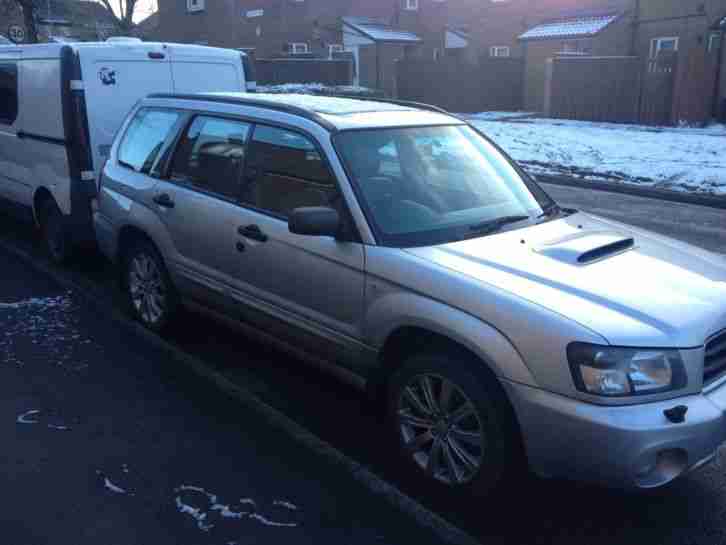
[347,96,451,115]
[146,93,338,131]
[328,95,467,122]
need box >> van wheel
[387,352,520,498]
[40,201,72,264]
[122,240,176,333]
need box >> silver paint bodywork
[96,95,726,489]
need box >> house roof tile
[342,16,421,44]
[519,13,620,41]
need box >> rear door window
[0,62,18,125]
[118,108,180,173]
[169,115,251,200]
[242,125,335,218]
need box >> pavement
[1,184,726,545]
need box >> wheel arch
[116,224,159,264]
[365,294,538,403]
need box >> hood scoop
[535,232,635,265]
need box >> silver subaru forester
[94,93,726,496]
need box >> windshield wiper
[468,215,530,235]
[537,203,561,219]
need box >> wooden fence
[546,53,692,126]
[396,57,524,113]
[256,58,353,87]
[546,56,642,123]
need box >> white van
[0,39,256,262]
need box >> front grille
[704,329,726,384]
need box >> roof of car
[146,92,463,132]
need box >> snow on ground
[468,115,726,196]
[256,83,378,96]
[467,111,537,121]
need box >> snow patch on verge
[468,116,726,196]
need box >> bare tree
[97,0,140,33]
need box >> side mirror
[289,207,340,237]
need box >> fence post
[543,58,554,117]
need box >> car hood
[405,212,726,347]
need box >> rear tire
[121,240,177,333]
[40,200,73,265]
[387,351,522,498]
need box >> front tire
[387,352,521,497]
[122,240,176,333]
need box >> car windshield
[335,124,554,247]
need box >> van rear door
[78,43,172,177]
[166,44,246,93]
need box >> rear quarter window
[117,109,180,173]
[0,62,18,125]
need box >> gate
[639,52,677,126]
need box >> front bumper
[503,379,726,489]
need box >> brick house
[634,0,726,122]
[513,0,725,123]
[156,0,467,94]
[519,2,636,112]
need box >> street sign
[8,25,25,44]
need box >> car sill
[182,298,368,392]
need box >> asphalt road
[541,182,726,254]
[1,184,726,545]
[0,247,445,544]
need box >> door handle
[153,193,175,208]
[236,241,246,253]
[238,224,268,242]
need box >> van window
[242,125,335,218]
[0,62,18,125]
[118,109,180,173]
[170,116,250,200]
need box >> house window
[489,46,510,57]
[187,0,204,13]
[559,39,592,55]
[328,44,344,58]
[650,37,679,58]
[405,0,419,11]
[288,43,309,54]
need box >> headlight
[567,343,687,397]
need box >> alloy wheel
[397,374,485,485]
[128,253,167,326]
